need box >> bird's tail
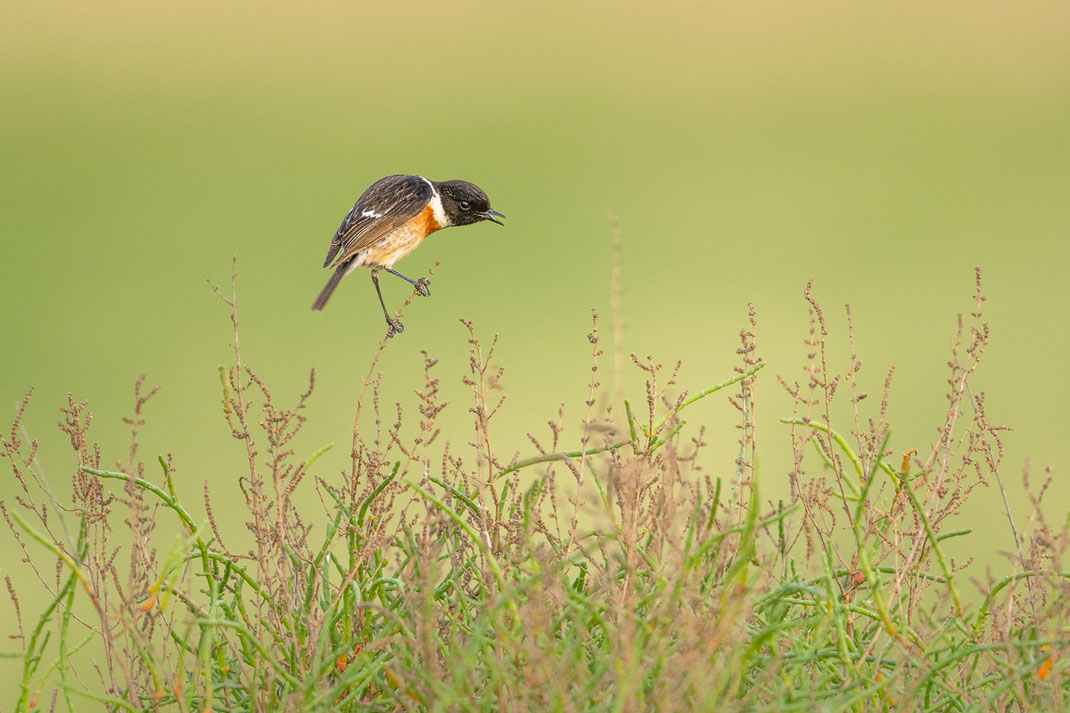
[311,263,348,311]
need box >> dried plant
[2,260,1065,712]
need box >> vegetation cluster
[3,266,1066,712]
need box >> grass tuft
[2,262,1067,712]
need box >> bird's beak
[484,209,506,226]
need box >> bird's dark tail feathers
[311,264,348,311]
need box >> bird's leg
[385,268,431,297]
[371,270,403,337]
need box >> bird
[312,174,505,337]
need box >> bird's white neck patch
[418,175,450,227]
[428,191,449,227]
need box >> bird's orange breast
[414,202,444,234]
[362,203,443,269]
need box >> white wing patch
[361,208,384,219]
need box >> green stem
[493,439,633,481]
[779,418,868,496]
[899,474,964,617]
[651,362,766,436]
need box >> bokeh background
[2,0,1068,695]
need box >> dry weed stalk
[2,261,1066,713]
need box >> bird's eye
[459,201,471,210]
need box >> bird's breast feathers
[357,202,444,269]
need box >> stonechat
[312,174,504,336]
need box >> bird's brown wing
[322,175,434,268]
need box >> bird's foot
[385,318,405,338]
[414,277,431,297]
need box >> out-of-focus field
[2,0,1068,699]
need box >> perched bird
[312,174,505,336]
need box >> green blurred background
[2,0,1068,693]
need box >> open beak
[484,209,506,226]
